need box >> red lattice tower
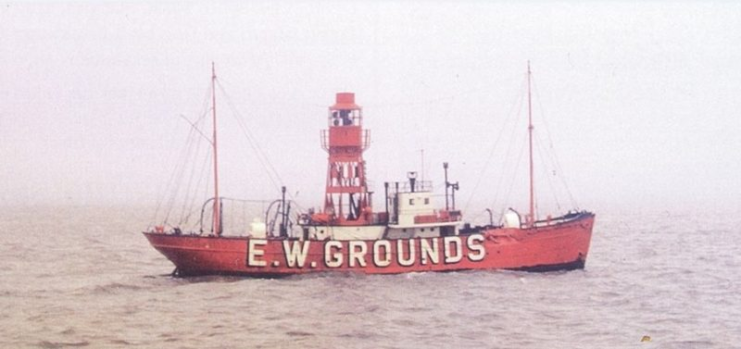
[318,92,373,225]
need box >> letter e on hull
[247,240,268,267]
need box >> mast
[527,61,535,228]
[211,62,221,236]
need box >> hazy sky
[2,2,740,216]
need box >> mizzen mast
[211,62,222,236]
[527,61,535,228]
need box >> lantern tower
[318,92,373,225]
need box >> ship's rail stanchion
[195,197,279,237]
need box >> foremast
[527,61,535,228]
[211,63,222,236]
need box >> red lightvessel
[143,63,595,277]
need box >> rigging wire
[155,125,194,226]
[488,73,529,217]
[164,114,206,225]
[178,107,212,225]
[462,74,527,214]
[214,79,309,215]
[171,126,199,224]
[152,75,320,232]
[153,85,212,226]
[177,79,229,226]
[152,120,196,225]
[531,76,579,209]
[180,148,212,227]
[535,130,562,212]
[170,87,212,226]
[215,80,286,195]
[498,128,529,216]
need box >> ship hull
[144,213,594,277]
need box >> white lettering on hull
[466,234,486,261]
[247,239,267,267]
[246,234,487,270]
[397,239,415,267]
[443,236,463,264]
[373,240,392,267]
[420,238,439,265]
[283,240,311,268]
[325,241,343,268]
[349,240,368,267]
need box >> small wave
[364,305,381,313]
[204,295,234,301]
[90,282,143,295]
[596,290,622,298]
[338,331,376,340]
[403,306,429,313]
[472,312,501,322]
[663,339,716,349]
[157,332,181,343]
[37,340,90,348]
[286,330,315,337]
[392,318,419,327]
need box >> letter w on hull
[283,240,311,268]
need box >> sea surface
[1,205,739,348]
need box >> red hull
[144,213,595,277]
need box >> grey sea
[1,205,739,348]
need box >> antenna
[443,162,449,210]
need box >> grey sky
[1,2,739,216]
